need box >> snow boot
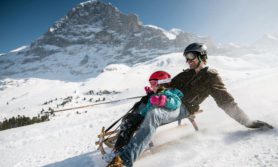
[107,155,124,167]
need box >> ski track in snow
[0,52,278,167]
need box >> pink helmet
[149,71,171,84]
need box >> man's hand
[247,120,274,129]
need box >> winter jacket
[170,67,252,127]
[140,88,184,117]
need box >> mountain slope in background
[0,0,213,81]
[1,0,277,81]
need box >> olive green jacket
[170,67,252,127]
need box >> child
[107,71,183,167]
[140,70,183,117]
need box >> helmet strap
[196,55,202,68]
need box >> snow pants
[114,112,144,151]
[119,104,190,167]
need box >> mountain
[251,34,278,52]
[0,0,213,81]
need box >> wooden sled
[95,110,203,155]
[95,127,119,155]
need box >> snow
[80,0,97,7]
[0,50,278,167]
[49,27,55,32]
[43,45,61,51]
[266,34,278,40]
[145,25,177,40]
[10,45,28,53]
[169,28,183,35]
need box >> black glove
[247,120,273,129]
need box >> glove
[150,95,167,107]
[247,120,273,129]
[144,86,154,95]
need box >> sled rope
[47,95,144,113]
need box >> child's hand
[150,95,167,107]
[144,86,154,95]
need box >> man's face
[187,57,199,69]
[184,52,199,69]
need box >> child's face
[149,80,158,93]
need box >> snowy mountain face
[0,0,212,81]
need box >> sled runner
[95,127,119,155]
[95,109,203,155]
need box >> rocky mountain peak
[49,0,141,35]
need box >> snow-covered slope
[0,51,277,167]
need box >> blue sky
[1,0,278,53]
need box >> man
[107,43,273,167]
[170,42,273,129]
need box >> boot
[107,155,124,167]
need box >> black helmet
[183,43,207,57]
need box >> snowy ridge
[252,34,278,52]
[145,25,177,40]
[9,46,29,53]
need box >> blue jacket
[140,88,184,117]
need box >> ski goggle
[184,52,197,61]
